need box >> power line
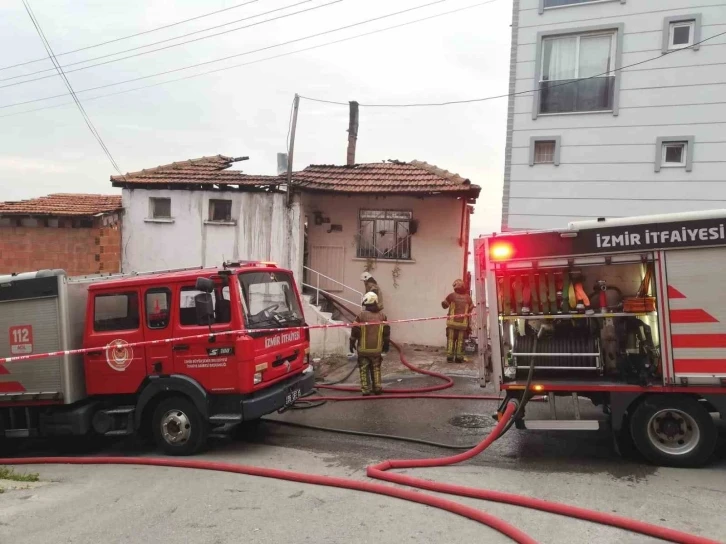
[301,29,726,107]
[0,0,331,87]
[4,4,723,121]
[21,0,123,176]
[0,0,462,110]
[0,0,264,72]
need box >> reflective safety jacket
[351,310,390,356]
[442,292,473,330]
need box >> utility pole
[346,100,359,166]
[286,93,300,207]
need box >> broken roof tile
[110,154,281,188]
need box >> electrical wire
[0,0,264,72]
[300,28,726,107]
[20,0,124,177]
[0,0,470,112]
[0,0,337,87]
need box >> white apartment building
[501,0,726,231]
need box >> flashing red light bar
[490,242,513,261]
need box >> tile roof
[292,160,480,198]
[0,194,122,217]
[110,154,281,189]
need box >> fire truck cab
[475,210,726,467]
[0,261,314,455]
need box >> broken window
[208,199,233,222]
[358,210,412,260]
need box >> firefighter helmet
[361,271,373,282]
[453,279,465,290]
[362,292,379,306]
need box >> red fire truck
[475,210,726,467]
[0,261,313,455]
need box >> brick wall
[0,214,122,276]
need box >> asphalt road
[1,375,725,544]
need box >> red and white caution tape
[1,313,473,365]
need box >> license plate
[285,388,301,406]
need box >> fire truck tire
[630,395,717,468]
[152,396,208,456]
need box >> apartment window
[539,0,625,13]
[149,197,171,219]
[655,136,694,172]
[539,32,616,115]
[530,137,561,166]
[662,15,702,53]
[358,210,412,260]
[208,199,233,222]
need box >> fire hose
[1,347,719,543]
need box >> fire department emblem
[105,339,133,372]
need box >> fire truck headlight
[253,372,263,385]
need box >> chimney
[346,100,359,166]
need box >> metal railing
[303,266,363,310]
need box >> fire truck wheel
[152,396,208,456]
[630,395,717,468]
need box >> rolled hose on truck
[0,345,719,543]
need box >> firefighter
[442,279,474,363]
[360,271,383,310]
[350,292,390,395]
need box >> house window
[149,197,171,219]
[655,136,694,172]
[529,136,561,166]
[208,199,232,222]
[662,15,701,53]
[538,31,617,115]
[358,210,412,260]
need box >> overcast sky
[0,0,512,235]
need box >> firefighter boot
[358,357,372,395]
[446,328,456,363]
[372,358,383,395]
[454,330,467,364]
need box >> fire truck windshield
[238,271,303,329]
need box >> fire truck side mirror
[194,293,215,326]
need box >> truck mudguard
[134,374,208,429]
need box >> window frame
[529,136,562,166]
[148,197,172,220]
[539,0,625,15]
[532,24,624,120]
[207,199,234,224]
[655,136,694,172]
[357,209,413,261]
[177,283,232,327]
[93,291,140,332]
[145,287,172,330]
[662,14,701,53]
